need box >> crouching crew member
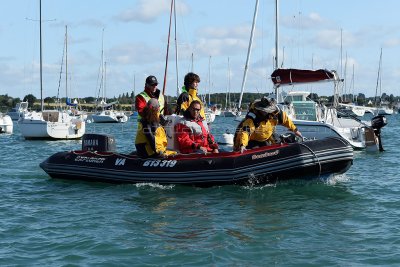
[135,99,176,158]
[234,97,302,153]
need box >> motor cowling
[371,115,387,130]
[370,115,387,152]
[82,134,116,152]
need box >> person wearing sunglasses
[135,99,177,158]
[174,100,219,154]
[234,97,302,153]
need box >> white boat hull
[92,111,128,123]
[0,114,13,134]
[18,111,85,139]
[205,112,216,124]
[220,132,234,145]
[221,110,237,117]
[276,119,378,151]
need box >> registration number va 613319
[143,160,177,168]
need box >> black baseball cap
[145,75,158,86]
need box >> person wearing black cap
[233,96,302,153]
[135,75,165,119]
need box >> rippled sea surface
[1,114,399,266]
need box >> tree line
[1,91,399,113]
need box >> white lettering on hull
[143,160,177,168]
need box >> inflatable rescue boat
[40,134,353,186]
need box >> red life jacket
[174,117,217,153]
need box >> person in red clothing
[174,100,219,154]
[135,75,166,119]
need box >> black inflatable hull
[40,137,353,186]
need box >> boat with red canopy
[270,68,387,151]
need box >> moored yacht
[271,68,387,151]
[91,101,128,123]
[19,110,85,139]
[7,101,29,121]
[19,6,86,140]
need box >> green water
[1,115,399,266]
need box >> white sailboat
[91,101,128,123]
[337,64,366,117]
[18,4,85,140]
[221,57,239,117]
[204,56,217,123]
[91,65,128,123]
[91,31,128,123]
[371,48,393,116]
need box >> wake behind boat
[40,133,353,186]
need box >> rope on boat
[298,142,322,178]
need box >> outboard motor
[371,115,387,152]
[82,134,116,152]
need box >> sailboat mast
[351,64,355,101]
[190,53,193,72]
[173,0,179,97]
[39,0,43,111]
[101,29,105,102]
[274,0,279,70]
[274,0,280,102]
[237,0,259,111]
[104,61,107,103]
[374,48,382,106]
[65,25,68,100]
[228,57,231,109]
[133,74,136,96]
[162,0,174,95]
[208,56,211,106]
[225,57,230,109]
[343,52,348,102]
